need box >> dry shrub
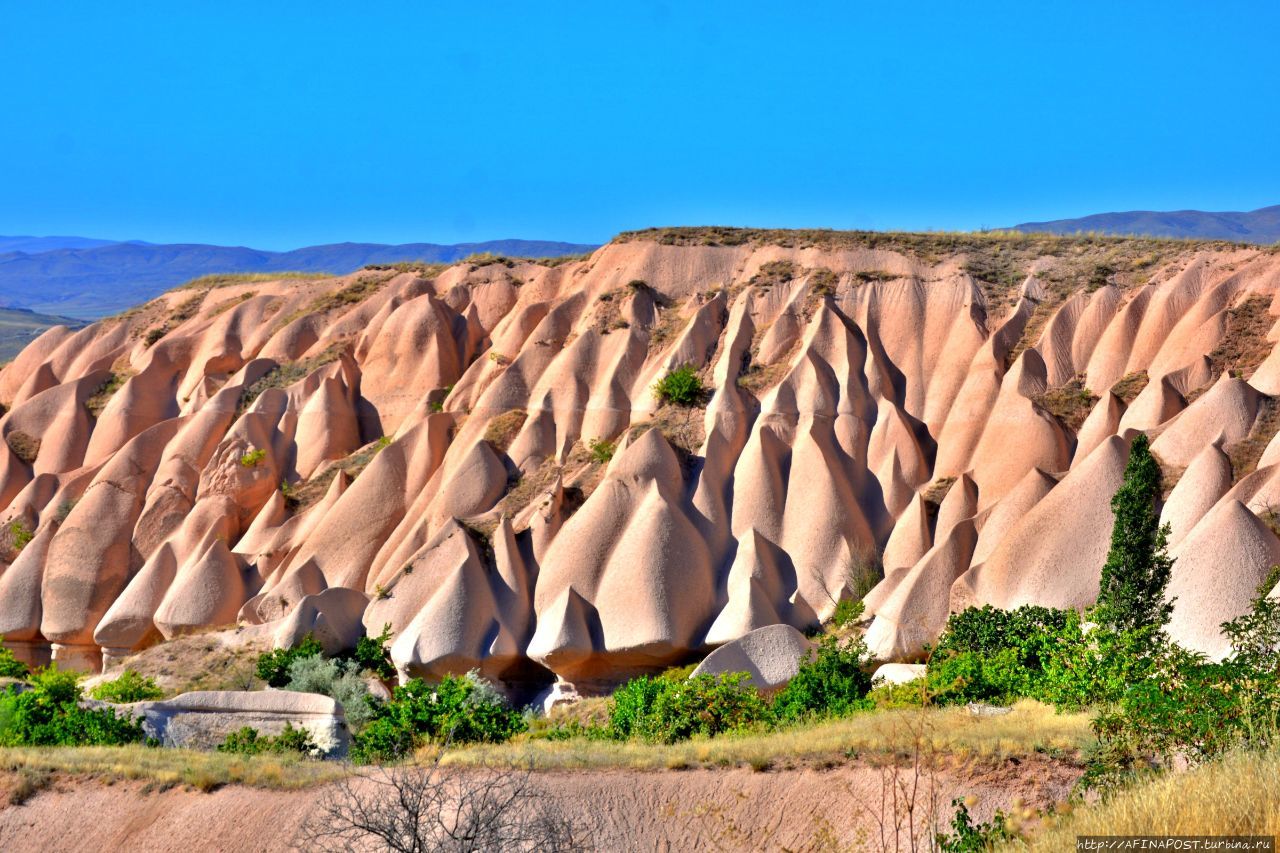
[5,430,40,464]
[1209,294,1275,378]
[1109,371,1149,404]
[301,760,595,852]
[1032,376,1098,432]
[1227,395,1280,482]
[288,436,392,511]
[85,371,134,418]
[484,410,528,454]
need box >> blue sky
[2,1,1278,249]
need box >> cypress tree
[1092,433,1174,633]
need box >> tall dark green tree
[1092,433,1174,633]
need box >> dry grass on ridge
[1007,748,1280,850]
[0,745,344,792]
[437,700,1092,773]
[0,702,1089,795]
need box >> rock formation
[2,229,1279,689]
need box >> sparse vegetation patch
[1032,375,1098,431]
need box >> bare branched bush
[851,710,945,852]
[301,759,595,852]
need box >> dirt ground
[0,754,1080,852]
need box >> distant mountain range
[0,237,598,319]
[1013,204,1280,244]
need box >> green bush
[351,623,396,681]
[652,364,705,406]
[1083,570,1280,792]
[936,798,1014,852]
[255,635,325,687]
[90,669,164,703]
[239,447,267,468]
[588,438,616,464]
[285,655,376,731]
[866,678,927,710]
[772,635,874,723]
[647,674,770,743]
[0,640,29,679]
[350,672,525,764]
[217,722,317,757]
[607,676,666,740]
[607,672,769,743]
[925,604,1161,710]
[0,667,144,747]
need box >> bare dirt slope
[0,756,1078,852]
[2,229,1280,691]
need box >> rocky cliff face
[3,229,1280,690]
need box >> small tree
[1092,434,1174,634]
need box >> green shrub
[285,655,376,731]
[90,670,164,703]
[1083,571,1280,792]
[239,448,267,468]
[936,798,1014,852]
[588,438,616,464]
[7,520,33,553]
[350,672,525,764]
[830,598,862,629]
[653,364,705,406]
[772,635,874,723]
[607,672,768,743]
[0,667,144,747]
[217,722,317,757]
[866,678,927,710]
[255,635,325,687]
[352,623,397,681]
[646,673,769,742]
[607,676,666,740]
[0,640,29,679]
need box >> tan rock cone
[153,530,258,639]
[964,436,1130,611]
[1150,374,1260,468]
[865,519,978,661]
[1161,442,1233,546]
[1167,500,1280,659]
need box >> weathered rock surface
[126,689,349,757]
[690,624,813,694]
[1,232,1278,686]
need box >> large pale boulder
[690,624,813,695]
[128,690,349,757]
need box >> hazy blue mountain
[0,238,597,319]
[1013,205,1280,244]
[0,235,129,254]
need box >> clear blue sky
[2,1,1278,249]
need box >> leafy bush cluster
[286,655,377,731]
[595,632,877,745]
[608,673,770,743]
[652,364,705,406]
[256,635,327,687]
[90,669,164,703]
[0,667,144,747]
[0,640,30,679]
[351,672,526,764]
[218,722,317,757]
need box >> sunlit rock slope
[3,228,1280,690]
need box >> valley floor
[0,754,1078,852]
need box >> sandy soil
[0,755,1080,852]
